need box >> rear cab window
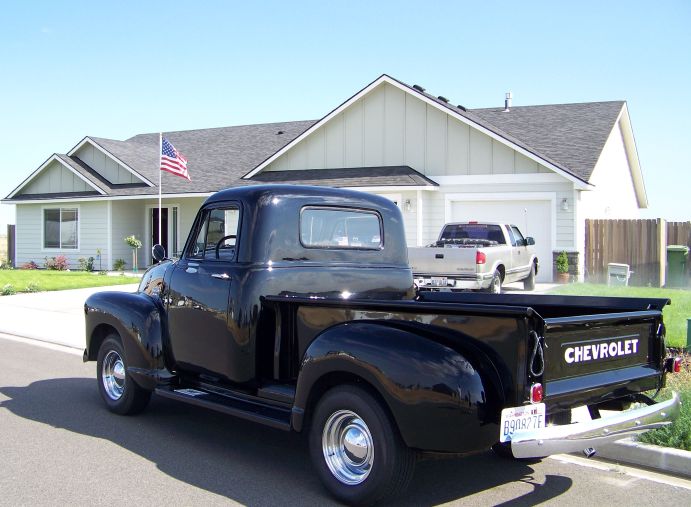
[441,224,506,245]
[300,207,382,250]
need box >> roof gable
[7,154,106,199]
[244,74,592,189]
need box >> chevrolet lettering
[83,185,681,505]
[565,338,640,364]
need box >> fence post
[658,219,666,287]
[7,224,15,268]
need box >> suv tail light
[476,251,486,265]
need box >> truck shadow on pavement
[1,378,572,506]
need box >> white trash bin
[607,263,631,286]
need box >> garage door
[450,199,553,282]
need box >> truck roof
[199,184,410,267]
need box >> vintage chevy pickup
[84,185,681,505]
[408,222,538,293]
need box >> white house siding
[579,120,641,220]
[15,201,108,269]
[264,82,548,178]
[20,160,91,195]
[111,200,145,270]
[112,197,205,269]
[74,143,140,184]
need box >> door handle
[211,273,230,280]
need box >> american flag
[160,137,190,180]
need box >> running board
[155,386,292,431]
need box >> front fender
[84,291,171,390]
[294,321,500,454]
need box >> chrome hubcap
[102,350,126,400]
[322,410,374,485]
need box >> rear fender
[84,291,171,390]
[294,321,500,454]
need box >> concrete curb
[595,437,691,478]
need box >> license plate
[431,277,447,287]
[499,403,546,442]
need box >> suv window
[189,206,240,260]
[510,226,525,247]
[300,207,382,249]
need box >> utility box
[666,245,689,288]
[607,263,631,286]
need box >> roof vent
[413,84,425,92]
[457,104,467,112]
[276,130,284,135]
[437,96,449,103]
[503,91,513,112]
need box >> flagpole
[158,133,162,250]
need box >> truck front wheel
[309,385,415,505]
[97,335,151,415]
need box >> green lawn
[546,283,691,349]
[0,270,140,294]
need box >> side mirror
[152,244,166,262]
[525,237,535,246]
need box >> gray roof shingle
[470,101,625,181]
[251,166,438,188]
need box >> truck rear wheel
[487,270,502,294]
[309,385,415,505]
[97,334,151,415]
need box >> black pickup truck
[84,185,680,505]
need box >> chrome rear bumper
[510,392,681,458]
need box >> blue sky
[1,0,690,229]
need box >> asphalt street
[1,337,690,506]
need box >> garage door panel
[450,200,552,282]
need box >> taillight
[673,357,682,373]
[476,251,486,264]
[530,383,543,404]
[665,356,683,373]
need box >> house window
[44,208,78,249]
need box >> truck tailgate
[408,246,477,276]
[541,310,665,409]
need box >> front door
[166,204,241,381]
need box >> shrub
[125,235,142,249]
[2,284,16,296]
[0,260,12,270]
[113,259,127,271]
[78,256,95,272]
[556,251,569,274]
[25,281,41,293]
[45,255,69,271]
[21,261,39,270]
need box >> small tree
[125,235,142,272]
[556,251,569,274]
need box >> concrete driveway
[0,284,139,350]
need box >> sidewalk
[0,284,139,350]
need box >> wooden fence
[585,219,691,287]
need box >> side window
[505,225,517,246]
[188,206,240,260]
[300,207,382,249]
[510,226,525,247]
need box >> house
[3,75,648,282]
